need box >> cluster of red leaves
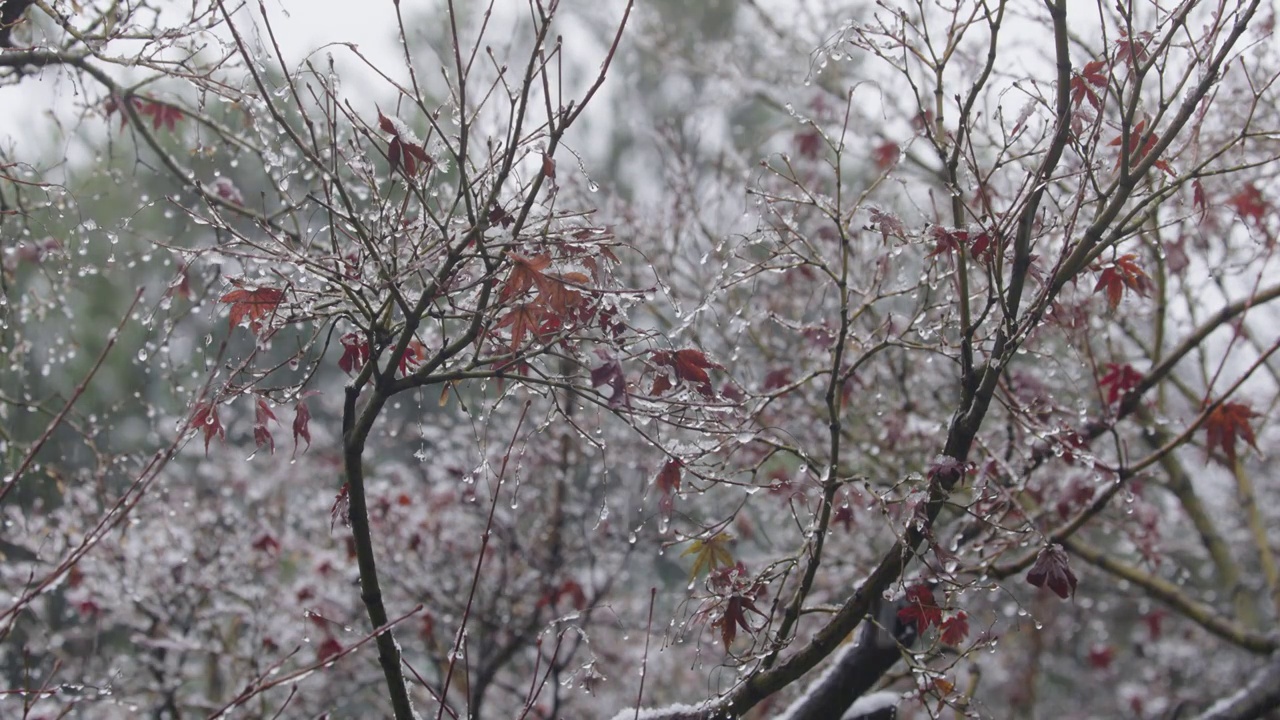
[220,281,285,335]
[104,95,185,131]
[897,584,943,631]
[1203,400,1260,464]
[1026,544,1078,599]
[649,348,723,397]
[1098,363,1143,405]
[1093,254,1152,310]
[1109,119,1175,176]
[338,333,371,375]
[1070,59,1108,110]
[494,252,596,352]
[704,562,766,649]
[377,110,433,178]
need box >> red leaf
[542,152,557,180]
[1098,363,1143,405]
[316,637,343,663]
[388,136,403,175]
[253,397,277,454]
[137,100,184,131]
[871,141,899,169]
[1093,254,1152,310]
[292,398,312,455]
[1026,544,1078,599]
[714,594,763,649]
[590,352,629,408]
[338,332,370,375]
[651,348,723,397]
[1203,401,1260,464]
[796,129,823,159]
[1070,59,1108,110]
[649,373,673,397]
[331,482,351,530]
[397,339,427,376]
[220,284,285,334]
[940,611,969,645]
[1192,179,1208,222]
[656,460,682,495]
[191,401,224,455]
[252,533,281,554]
[538,579,588,611]
[897,584,943,631]
[1088,643,1114,670]
[377,109,397,135]
[1228,183,1270,227]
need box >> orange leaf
[1204,401,1260,464]
[500,253,553,303]
[495,303,552,350]
[220,284,285,333]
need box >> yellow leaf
[681,533,734,579]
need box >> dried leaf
[1027,544,1078,599]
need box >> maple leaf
[1203,401,1260,464]
[500,253,554,303]
[1228,183,1270,228]
[220,283,285,334]
[495,303,553,350]
[713,592,764,649]
[871,141,899,169]
[1115,30,1152,66]
[655,459,682,495]
[537,272,587,315]
[897,584,943,632]
[926,226,968,259]
[538,579,588,611]
[316,637,343,664]
[397,339,427,376]
[292,398,312,456]
[795,129,823,159]
[331,482,351,530]
[651,348,724,397]
[138,100,184,131]
[1070,59,1108,110]
[1098,363,1143,405]
[868,207,906,242]
[338,333,370,375]
[191,401,224,455]
[253,396,277,454]
[1109,119,1174,175]
[940,611,969,645]
[1192,179,1208,222]
[1026,544,1078,599]
[1093,254,1152,310]
[590,352,629,408]
[682,533,734,579]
